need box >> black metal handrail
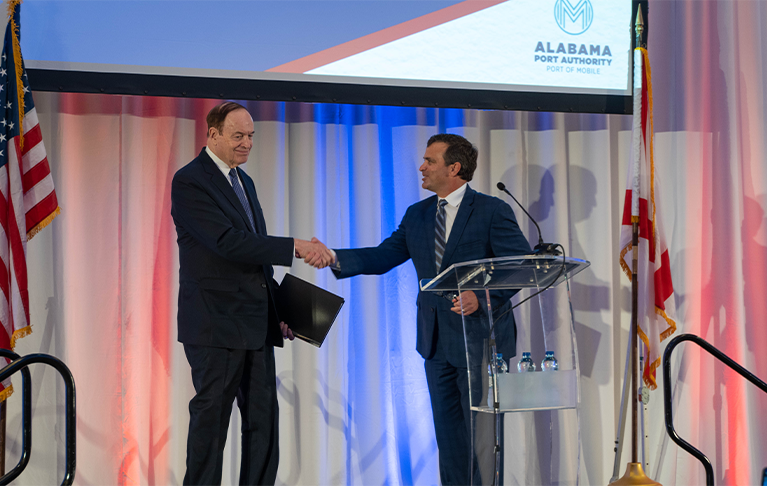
[0,350,32,484]
[662,333,767,486]
[0,352,76,486]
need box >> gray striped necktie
[228,168,256,232]
[435,199,448,273]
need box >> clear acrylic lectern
[420,254,590,485]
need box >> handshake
[294,237,336,269]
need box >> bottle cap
[522,352,531,357]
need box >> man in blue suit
[324,133,531,485]
[171,102,330,485]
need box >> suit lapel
[200,150,255,233]
[440,185,475,270]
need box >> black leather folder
[275,273,344,347]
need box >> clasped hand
[295,237,335,269]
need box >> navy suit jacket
[171,148,294,350]
[334,185,531,366]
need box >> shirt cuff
[329,249,341,270]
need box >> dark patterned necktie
[229,168,256,232]
[435,199,448,273]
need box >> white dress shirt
[439,182,468,243]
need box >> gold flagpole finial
[635,7,645,48]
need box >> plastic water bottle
[487,353,508,407]
[541,351,559,371]
[517,352,536,372]
[495,353,509,373]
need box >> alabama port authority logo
[554,0,594,35]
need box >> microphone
[497,181,561,255]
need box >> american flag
[0,0,60,401]
[619,46,676,390]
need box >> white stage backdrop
[4,1,767,485]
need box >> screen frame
[27,67,631,114]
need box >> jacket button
[261,283,267,288]
[430,307,435,313]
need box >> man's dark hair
[426,133,478,181]
[206,101,248,135]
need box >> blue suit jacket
[171,148,294,349]
[334,185,531,366]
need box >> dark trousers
[425,343,504,486]
[424,343,480,486]
[183,344,279,486]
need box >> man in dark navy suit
[320,134,531,485]
[171,102,330,485]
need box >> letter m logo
[554,0,594,35]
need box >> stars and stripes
[0,0,60,401]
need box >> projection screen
[21,0,637,113]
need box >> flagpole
[609,5,660,485]
[631,2,644,468]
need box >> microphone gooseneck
[496,181,560,255]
